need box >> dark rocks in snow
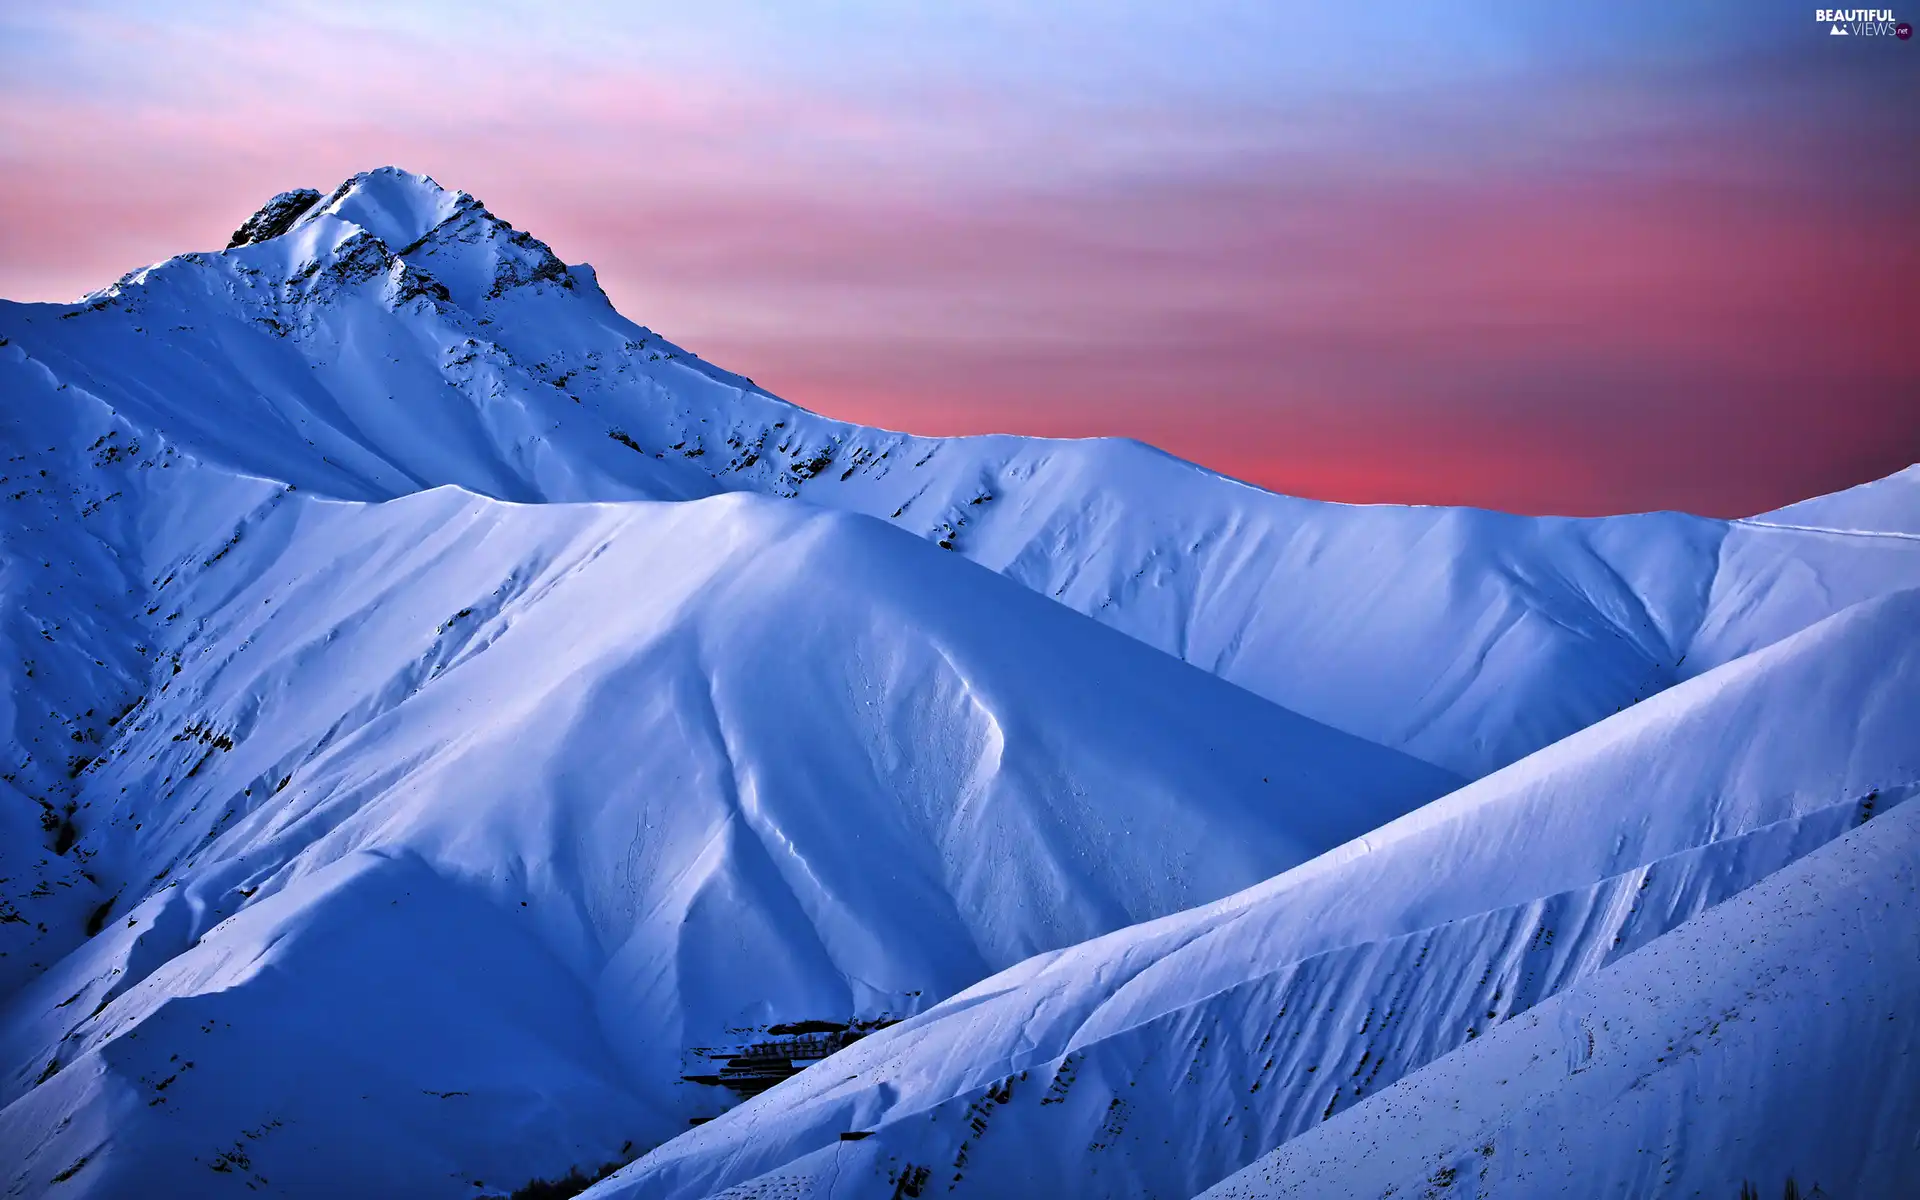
[314,230,394,290]
[227,189,323,248]
[387,259,452,307]
[494,1152,633,1200]
[486,229,574,298]
[681,1018,901,1097]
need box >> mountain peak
[305,166,471,253]
[224,169,471,256]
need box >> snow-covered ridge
[1751,462,1920,536]
[9,167,1917,780]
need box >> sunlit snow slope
[1199,792,1920,1200]
[587,589,1920,1199]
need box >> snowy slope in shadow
[584,589,1920,1200]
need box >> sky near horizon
[1,1,1915,516]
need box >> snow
[0,850,656,1197]
[584,588,1920,1199]
[0,402,1454,1190]
[0,165,1914,1196]
[1753,462,1920,536]
[1200,790,1920,1199]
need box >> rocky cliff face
[225,188,322,248]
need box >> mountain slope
[7,169,1916,778]
[0,343,293,998]
[0,458,1453,1196]
[584,587,1920,1200]
[1201,791,1920,1200]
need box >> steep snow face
[585,589,1920,1200]
[1201,792,1920,1200]
[0,461,1453,1193]
[6,169,1916,778]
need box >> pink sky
[2,3,1914,516]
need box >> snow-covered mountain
[10,169,1915,780]
[0,362,1457,1193]
[579,586,1920,1199]
[0,472,1458,1195]
[0,167,1914,1197]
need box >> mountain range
[0,168,1913,1198]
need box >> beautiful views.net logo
[1816,7,1912,35]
